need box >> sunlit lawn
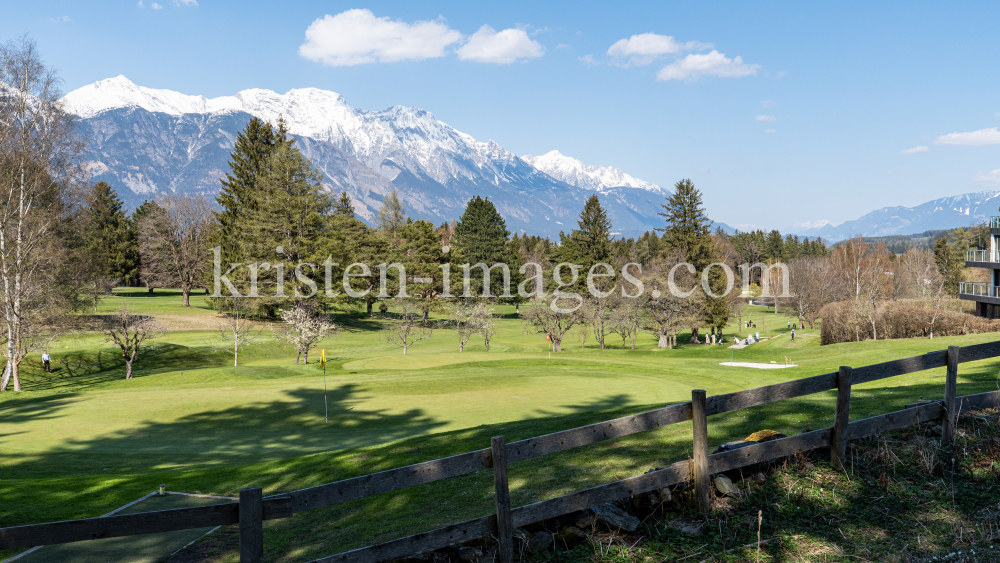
[1,289,998,560]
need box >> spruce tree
[552,194,612,269]
[658,179,714,270]
[132,200,163,293]
[453,196,520,299]
[658,179,725,342]
[333,191,355,217]
[84,182,138,290]
[214,117,290,260]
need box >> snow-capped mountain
[793,191,1000,242]
[521,150,666,194]
[61,76,674,237]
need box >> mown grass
[1,290,999,561]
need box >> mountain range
[791,191,1000,242]
[62,76,686,238]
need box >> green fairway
[2,290,999,561]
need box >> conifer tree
[453,196,520,298]
[83,182,138,308]
[333,190,355,217]
[377,189,406,237]
[245,142,331,307]
[658,179,726,342]
[552,195,612,269]
[933,236,963,296]
[658,179,714,270]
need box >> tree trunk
[296,351,301,365]
[304,350,309,364]
[486,338,491,352]
[125,359,133,379]
[553,341,562,352]
[182,287,190,307]
[690,327,701,344]
[366,300,373,316]
[234,341,239,367]
[658,332,669,348]
[403,344,408,355]
[672,329,677,348]
[460,341,465,352]
[148,286,154,294]
[422,307,429,324]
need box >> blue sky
[4,1,1000,230]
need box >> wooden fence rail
[2,341,1000,563]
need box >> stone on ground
[591,503,640,532]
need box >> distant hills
[791,191,1000,242]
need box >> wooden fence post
[491,436,513,563]
[830,366,852,470]
[239,487,263,563]
[691,389,710,516]
[942,345,960,446]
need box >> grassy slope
[1,289,999,561]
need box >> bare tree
[99,302,167,379]
[217,295,265,366]
[382,298,432,355]
[443,300,477,352]
[584,296,613,349]
[787,257,844,329]
[138,194,213,307]
[520,299,577,352]
[474,302,498,352]
[575,321,589,350]
[611,296,645,349]
[274,302,338,364]
[0,37,84,391]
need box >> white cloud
[777,71,789,78]
[761,100,774,108]
[299,9,462,67]
[974,169,1000,183]
[580,54,598,66]
[174,0,198,5]
[50,15,72,23]
[765,129,776,134]
[899,146,929,154]
[137,1,143,7]
[755,115,775,122]
[607,33,709,66]
[150,3,162,9]
[556,43,571,50]
[933,127,1000,146]
[656,50,759,81]
[995,111,1000,117]
[457,25,544,64]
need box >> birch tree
[0,37,84,391]
[217,295,264,366]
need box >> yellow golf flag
[320,349,326,368]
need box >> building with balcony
[960,216,1000,317]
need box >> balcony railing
[966,249,1000,262]
[960,282,1000,298]
[991,217,1000,229]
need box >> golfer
[41,350,51,373]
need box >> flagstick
[324,368,328,424]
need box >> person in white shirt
[41,351,51,373]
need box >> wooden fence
[2,343,1000,563]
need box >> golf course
[2,288,999,562]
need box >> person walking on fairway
[41,350,51,373]
[791,328,795,341]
